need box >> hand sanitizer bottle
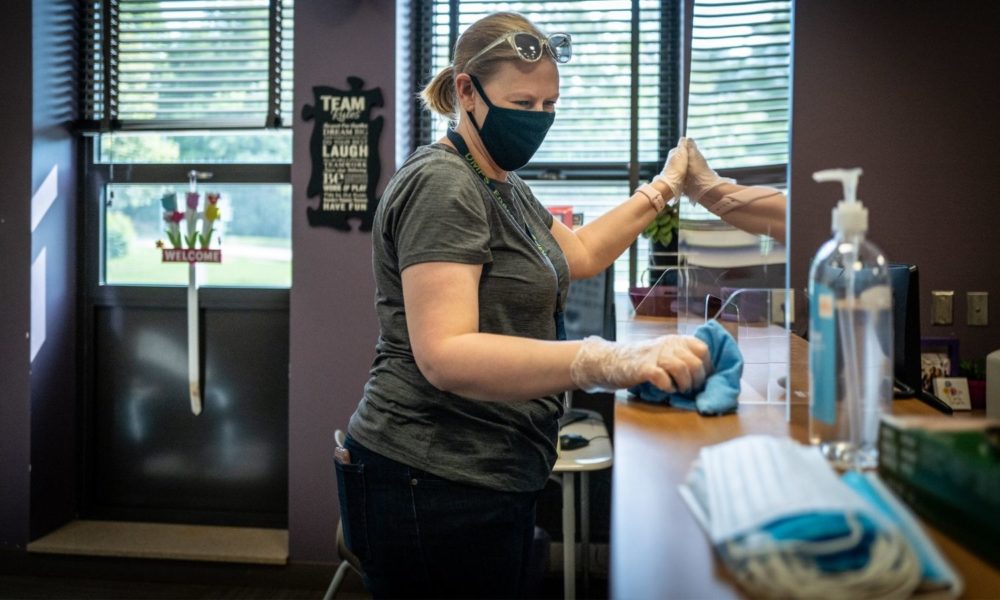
[808,168,893,470]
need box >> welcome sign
[162,248,222,263]
[157,190,223,264]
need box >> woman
[339,12,709,597]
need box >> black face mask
[467,75,555,171]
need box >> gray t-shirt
[348,143,571,492]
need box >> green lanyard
[446,128,547,257]
[445,129,566,341]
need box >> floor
[0,574,347,600]
[2,531,608,600]
[0,560,605,600]
[0,550,361,600]
[0,571,604,600]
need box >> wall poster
[302,76,384,231]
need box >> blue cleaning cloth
[628,320,743,415]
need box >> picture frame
[932,376,972,410]
[920,337,960,392]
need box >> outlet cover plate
[932,290,954,325]
[968,292,988,326]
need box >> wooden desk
[610,318,1000,599]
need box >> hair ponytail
[420,65,457,120]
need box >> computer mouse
[560,433,590,451]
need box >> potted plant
[641,204,679,286]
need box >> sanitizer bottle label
[810,282,837,424]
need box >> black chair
[324,430,365,600]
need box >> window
[409,0,678,294]
[83,0,294,288]
[83,0,294,129]
[103,182,292,286]
[683,0,791,223]
[79,0,294,527]
[686,0,791,172]
[407,0,791,293]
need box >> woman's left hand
[657,137,689,199]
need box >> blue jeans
[336,436,541,598]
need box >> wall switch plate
[931,290,954,325]
[968,292,988,326]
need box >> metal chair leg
[322,560,351,600]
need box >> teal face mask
[467,75,555,171]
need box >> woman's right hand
[684,138,730,203]
[569,334,712,393]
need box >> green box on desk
[878,414,1000,568]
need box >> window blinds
[418,0,673,170]
[685,0,791,172]
[82,0,294,130]
[408,0,791,289]
[412,0,677,293]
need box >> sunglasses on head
[466,31,572,68]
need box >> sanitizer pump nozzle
[812,168,867,236]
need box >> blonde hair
[420,12,550,120]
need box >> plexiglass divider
[625,266,800,418]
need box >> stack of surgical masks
[679,436,961,599]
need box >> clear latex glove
[570,334,711,393]
[653,137,689,199]
[684,138,733,204]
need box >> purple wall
[0,0,79,549]
[29,0,79,540]
[790,1,1000,361]
[288,0,395,561]
[0,0,34,551]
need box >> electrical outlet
[968,292,988,326]
[931,291,954,325]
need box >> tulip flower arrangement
[160,190,222,250]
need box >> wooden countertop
[610,316,1000,599]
